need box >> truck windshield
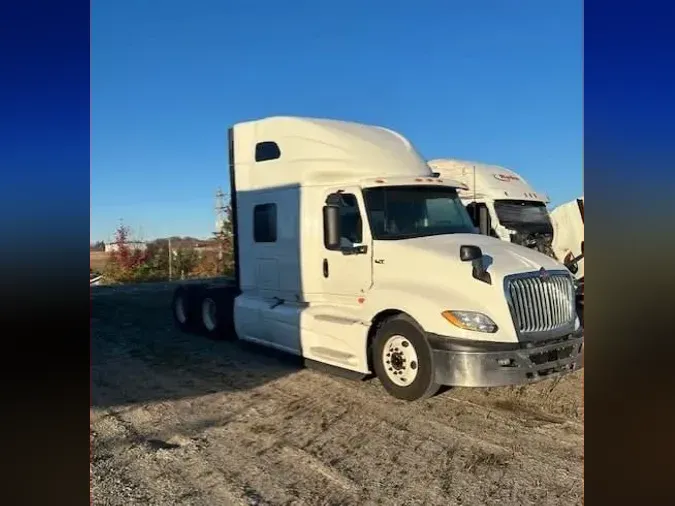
[363,186,477,240]
[493,200,552,232]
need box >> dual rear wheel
[172,285,203,333]
[171,285,237,341]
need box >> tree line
[92,207,235,284]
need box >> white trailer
[172,117,583,401]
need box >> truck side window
[338,194,363,245]
[255,141,281,162]
[253,203,277,242]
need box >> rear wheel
[202,296,218,333]
[372,314,441,401]
[171,285,204,333]
[197,287,238,341]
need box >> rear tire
[372,314,441,401]
[197,287,238,341]
[172,285,204,334]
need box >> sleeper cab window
[255,141,281,162]
[254,203,277,243]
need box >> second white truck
[550,196,584,323]
[550,196,584,280]
[428,159,584,320]
[173,117,583,401]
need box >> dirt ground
[91,283,584,506]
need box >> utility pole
[214,187,229,263]
[168,237,173,280]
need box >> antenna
[473,165,476,203]
[473,165,478,224]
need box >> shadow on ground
[91,284,304,409]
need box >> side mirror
[460,245,491,284]
[478,206,491,236]
[323,205,341,250]
[564,251,579,274]
[460,245,482,262]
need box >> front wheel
[372,315,441,401]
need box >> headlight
[441,310,498,333]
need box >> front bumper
[428,329,584,388]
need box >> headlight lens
[442,310,498,333]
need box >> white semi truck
[172,117,583,401]
[550,196,584,324]
[550,196,584,280]
[427,159,584,320]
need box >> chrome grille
[506,272,575,334]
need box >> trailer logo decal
[493,173,520,182]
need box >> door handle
[323,258,329,278]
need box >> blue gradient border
[2,0,675,502]
[0,1,89,504]
[585,1,675,503]
[0,1,89,272]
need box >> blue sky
[91,0,582,242]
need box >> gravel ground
[91,283,584,506]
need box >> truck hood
[369,233,572,342]
[389,233,565,278]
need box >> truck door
[321,188,373,301]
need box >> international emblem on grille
[539,267,550,281]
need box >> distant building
[195,243,219,254]
[104,241,147,253]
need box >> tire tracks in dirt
[260,371,583,504]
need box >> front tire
[372,314,441,401]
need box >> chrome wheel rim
[382,335,419,386]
